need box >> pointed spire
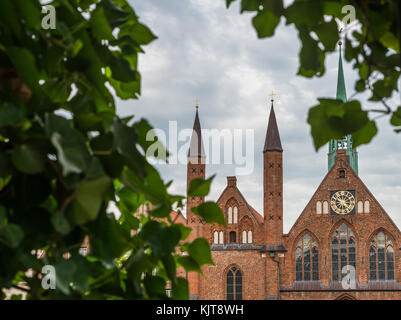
[336,41,347,103]
[328,41,358,174]
[263,98,282,153]
[188,104,205,158]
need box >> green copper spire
[328,42,358,174]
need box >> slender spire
[336,41,347,103]
[263,97,283,153]
[188,103,205,158]
[328,41,358,174]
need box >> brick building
[185,48,401,300]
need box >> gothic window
[229,231,236,243]
[213,231,219,244]
[364,201,370,213]
[331,223,356,281]
[295,234,319,281]
[323,201,329,214]
[339,169,345,178]
[248,231,252,244]
[226,267,242,300]
[369,232,394,280]
[228,207,233,224]
[219,231,224,244]
[242,230,247,244]
[233,207,238,224]
[316,201,322,214]
[357,201,363,213]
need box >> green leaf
[172,277,189,300]
[45,114,91,176]
[226,0,238,8]
[188,238,214,266]
[351,121,378,148]
[188,175,214,197]
[177,256,201,273]
[285,1,323,27]
[191,202,226,226]
[162,254,176,283]
[0,224,24,248]
[6,47,41,93]
[241,0,259,13]
[144,275,166,297]
[390,107,401,127]
[67,175,112,225]
[55,259,76,295]
[314,19,338,51]
[139,221,181,258]
[252,10,280,38]
[12,144,45,174]
[91,6,114,41]
[128,23,157,45]
[0,103,23,128]
[51,211,71,235]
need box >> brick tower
[186,102,205,299]
[263,96,283,244]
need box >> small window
[316,201,322,214]
[229,231,236,243]
[248,231,252,244]
[219,231,224,244]
[357,201,363,213]
[79,247,87,256]
[339,170,345,178]
[242,230,247,243]
[214,231,219,244]
[323,201,329,214]
[364,201,370,213]
[233,207,238,224]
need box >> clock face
[330,190,355,215]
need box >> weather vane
[195,98,200,109]
[269,91,276,102]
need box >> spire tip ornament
[195,98,200,109]
[268,91,276,103]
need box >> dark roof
[188,108,206,158]
[263,103,283,152]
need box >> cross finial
[195,98,200,109]
[268,91,276,103]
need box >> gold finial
[268,91,276,102]
[195,98,200,109]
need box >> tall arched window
[364,201,370,213]
[242,230,247,243]
[233,207,238,224]
[228,207,233,224]
[369,231,394,280]
[357,201,363,213]
[213,231,218,244]
[219,231,224,244]
[226,267,242,300]
[295,234,319,281]
[248,231,252,244]
[331,223,356,281]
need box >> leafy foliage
[0,0,224,299]
[225,0,400,149]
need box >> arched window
[242,230,247,243]
[226,267,242,300]
[233,207,238,224]
[247,231,252,244]
[357,201,363,213]
[331,223,356,281]
[323,201,329,214]
[316,201,322,214]
[229,231,236,243]
[369,231,394,280]
[364,201,370,213]
[219,231,224,244]
[213,231,218,244]
[295,233,318,281]
[228,207,233,224]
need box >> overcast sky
[119,0,401,233]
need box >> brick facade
[186,105,401,300]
